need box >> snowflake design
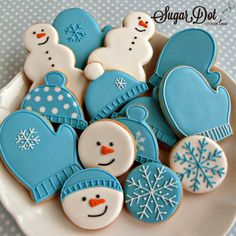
[135,131,145,151]
[115,77,127,90]
[15,128,40,151]
[126,165,178,221]
[64,23,87,42]
[174,138,225,192]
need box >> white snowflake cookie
[170,135,228,193]
[124,162,182,223]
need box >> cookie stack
[0,7,232,230]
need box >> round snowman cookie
[170,135,228,193]
[78,120,135,177]
[124,162,182,223]
[61,168,123,230]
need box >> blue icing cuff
[149,28,221,89]
[61,168,122,202]
[159,66,232,141]
[0,110,83,203]
[124,162,182,223]
[85,70,148,121]
[53,8,112,69]
[116,105,159,164]
[21,71,87,130]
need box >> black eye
[109,142,113,146]
[96,141,101,146]
[145,21,148,24]
[82,197,86,201]
[33,31,36,34]
[96,194,100,198]
[41,29,44,32]
[138,16,141,20]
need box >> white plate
[0,32,235,236]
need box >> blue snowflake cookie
[170,135,228,193]
[53,8,112,69]
[124,162,182,223]
[149,28,221,89]
[115,105,159,164]
[21,71,87,130]
[0,110,83,203]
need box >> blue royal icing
[21,71,88,130]
[124,162,182,223]
[158,66,232,141]
[0,110,83,203]
[115,105,159,163]
[149,28,221,89]
[53,8,112,69]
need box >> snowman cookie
[61,168,123,230]
[78,120,135,177]
[24,23,88,104]
[85,12,155,82]
[170,135,228,193]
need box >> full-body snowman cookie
[85,12,155,81]
[24,23,88,104]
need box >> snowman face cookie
[78,120,135,177]
[24,24,58,51]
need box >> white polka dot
[39,106,46,112]
[71,113,78,118]
[44,86,49,92]
[35,96,41,102]
[67,93,71,98]
[58,95,64,101]
[73,102,77,107]
[55,87,61,92]
[47,95,53,101]
[52,108,58,114]
[26,106,32,111]
[35,88,39,92]
[26,94,31,100]
[64,104,70,109]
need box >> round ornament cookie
[124,162,182,223]
[169,135,228,193]
[78,120,135,177]
[61,168,123,230]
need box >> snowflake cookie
[124,162,182,223]
[170,135,228,193]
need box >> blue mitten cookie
[53,8,112,69]
[115,105,159,163]
[85,70,148,121]
[21,71,87,130]
[149,28,221,89]
[0,110,82,203]
[159,66,232,141]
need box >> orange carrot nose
[89,198,106,207]
[36,33,46,38]
[139,20,148,28]
[101,145,115,155]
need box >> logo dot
[55,87,61,92]
[26,106,32,111]
[39,106,46,112]
[52,108,58,114]
[58,95,64,101]
[26,95,31,100]
[71,113,78,118]
[35,96,41,102]
[47,95,53,101]
[64,104,70,110]
[44,87,49,92]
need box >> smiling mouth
[135,27,146,32]
[38,36,49,45]
[88,205,108,217]
[98,159,115,166]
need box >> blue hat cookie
[21,71,88,130]
[159,66,232,141]
[149,28,221,89]
[53,8,112,69]
[85,70,148,121]
[0,110,83,203]
[112,87,178,148]
[115,105,159,163]
[124,162,182,223]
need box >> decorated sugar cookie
[112,86,178,147]
[24,23,88,104]
[85,12,155,82]
[0,110,82,203]
[53,8,112,69]
[125,162,182,223]
[159,66,232,141]
[115,105,159,163]
[170,135,228,193]
[149,28,221,89]
[21,71,87,130]
[85,70,148,121]
[61,168,123,230]
[78,120,135,177]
